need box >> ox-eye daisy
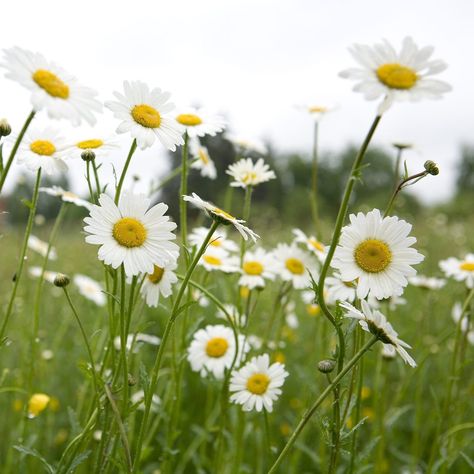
[105,80,184,150]
[409,275,446,290]
[2,47,101,126]
[239,248,278,289]
[176,107,225,138]
[293,228,327,262]
[325,273,357,304]
[39,185,92,210]
[71,136,119,160]
[73,274,106,307]
[189,226,239,253]
[183,193,259,242]
[16,127,67,176]
[340,300,416,367]
[227,134,268,155]
[226,158,276,188]
[339,37,451,113]
[84,193,179,276]
[140,259,178,308]
[199,248,239,273]
[187,324,249,380]
[189,138,217,179]
[439,254,474,289]
[28,235,57,260]
[229,354,289,412]
[114,333,161,353]
[332,209,424,300]
[274,243,318,290]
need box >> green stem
[115,139,137,204]
[310,120,320,234]
[0,110,35,193]
[267,335,378,474]
[119,266,129,413]
[239,186,253,266]
[92,159,102,201]
[180,132,189,247]
[384,170,428,217]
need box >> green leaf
[67,406,82,437]
[68,450,91,472]
[13,445,55,474]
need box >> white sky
[1,0,473,203]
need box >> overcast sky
[1,0,473,203]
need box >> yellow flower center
[148,266,165,284]
[308,106,327,113]
[112,217,147,248]
[32,69,70,99]
[198,148,210,164]
[354,239,392,273]
[243,261,264,275]
[205,337,228,357]
[242,171,258,184]
[460,262,474,272]
[376,63,418,90]
[285,258,305,275]
[240,286,250,298]
[212,207,235,221]
[131,104,161,128]
[210,238,222,247]
[246,373,270,395]
[77,139,104,150]
[30,140,56,156]
[203,255,222,266]
[176,113,202,126]
[306,304,321,317]
[28,393,50,417]
[309,238,325,252]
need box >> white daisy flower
[226,158,276,188]
[325,273,357,304]
[273,243,318,290]
[301,290,322,317]
[187,324,249,380]
[199,247,239,273]
[247,334,263,350]
[2,47,102,126]
[183,193,259,242]
[130,390,161,412]
[28,235,57,260]
[295,103,336,122]
[73,274,106,306]
[226,134,268,155]
[113,333,161,353]
[39,185,92,210]
[140,259,178,308]
[189,226,238,253]
[439,254,474,289]
[16,127,68,176]
[176,106,225,138]
[71,136,119,160]
[239,248,278,290]
[216,304,246,328]
[340,300,416,367]
[452,303,474,346]
[339,37,451,113]
[293,228,327,262]
[229,353,289,412]
[189,138,217,179]
[105,80,184,150]
[332,209,424,300]
[28,266,58,284]
[408,275,446,290]
[84,193,179,276]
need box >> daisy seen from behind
[140,259,178,308]
[226,157,276,188]
[73,274,106,306]
[439,253,474,289]
[176,106,225,138]
[28,235,57,260]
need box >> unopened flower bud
[128,374,137,386]
[0,119,12,137]
[424,160,439,176]
[318,359,336,374]
[81,149,96,162]
[54,273,70,288]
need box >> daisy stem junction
[114,139,137,204]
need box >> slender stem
[92,159,102,200]
[384,170,428,217]
[0,168,42,343]
[179,131,189,247]
[268,335,378,474]
[0,110,35,193]
[239,186,253,265]
[310,120,320,234]
[119,266,129,413]
[115,139,137,204]
[86,161,95,203]
[392,147,403,191]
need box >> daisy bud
[0,118,12,137]
[318,359,336,374]
[54,273,70,287]
[81,149,96,162]
[424,160,439,175]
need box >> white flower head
[332,209,424,300]
[2,46,102,126]
[28,266,58,284]
[408,275,446,290]
[39,185,92,210]
[239,248,278,290]
[105,80,184,150]
[325,273,357,305]
[216,304,246,328]
[130,390,161,412]
[187,324,249,380]
[439,254,474,289]
[226,158,276,188]
[189,138,217,180]
[71,136,119,160]
[73,274,106,306]
[226,134,268,155]
[176,107,225,138]
[84,193,179,276]
[114,333,161,353]
[340,300,416,367]
[183,193,259,242]
[339,37,451,114]
[293,228,327,262]
[140,259,178,308]
[189,226,239,253]
[28,235,57,260]
[229,354,289,412]
[199,247,239,273]
[295,103,336,122]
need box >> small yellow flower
[361,386,372,400]
[290,398,302,410]
[12,399,23,412]
[280,422,292,437]
[28,393,50,418]
[49,396,60,412]
[54,429,69,445]
[362,407,375,422]
[274,351,286,364]
[306,304,321,317]
[240,286,250,299]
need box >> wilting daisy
[273,243,318,289]
[105,80,184,150]
[226,134,268,155]
[187,324,249,379]
[183,193,259,242]
[409,275,446,290]
[439,254,474,288]
[71,136,119,160]
[189,226,239,252]
[239,248,278,289]
[340,300,416,367]
[332,209,424,300]
[199,248,239,273]
[16,127,68,176]
[84,193,179,276]
[2,47,101,126]
[28,266,58,284]
[140,259,178,307]
[229,353,289,412]
[293,228,327,262]
[339,37,451,113]
[189,138,217,179]
[176,107,225,138]
[226,158,276,188]
[325,273,357,304]
[73,274,106,306]
[28,235,57,260]
[113,333,161,353]
[39,185,92,210]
